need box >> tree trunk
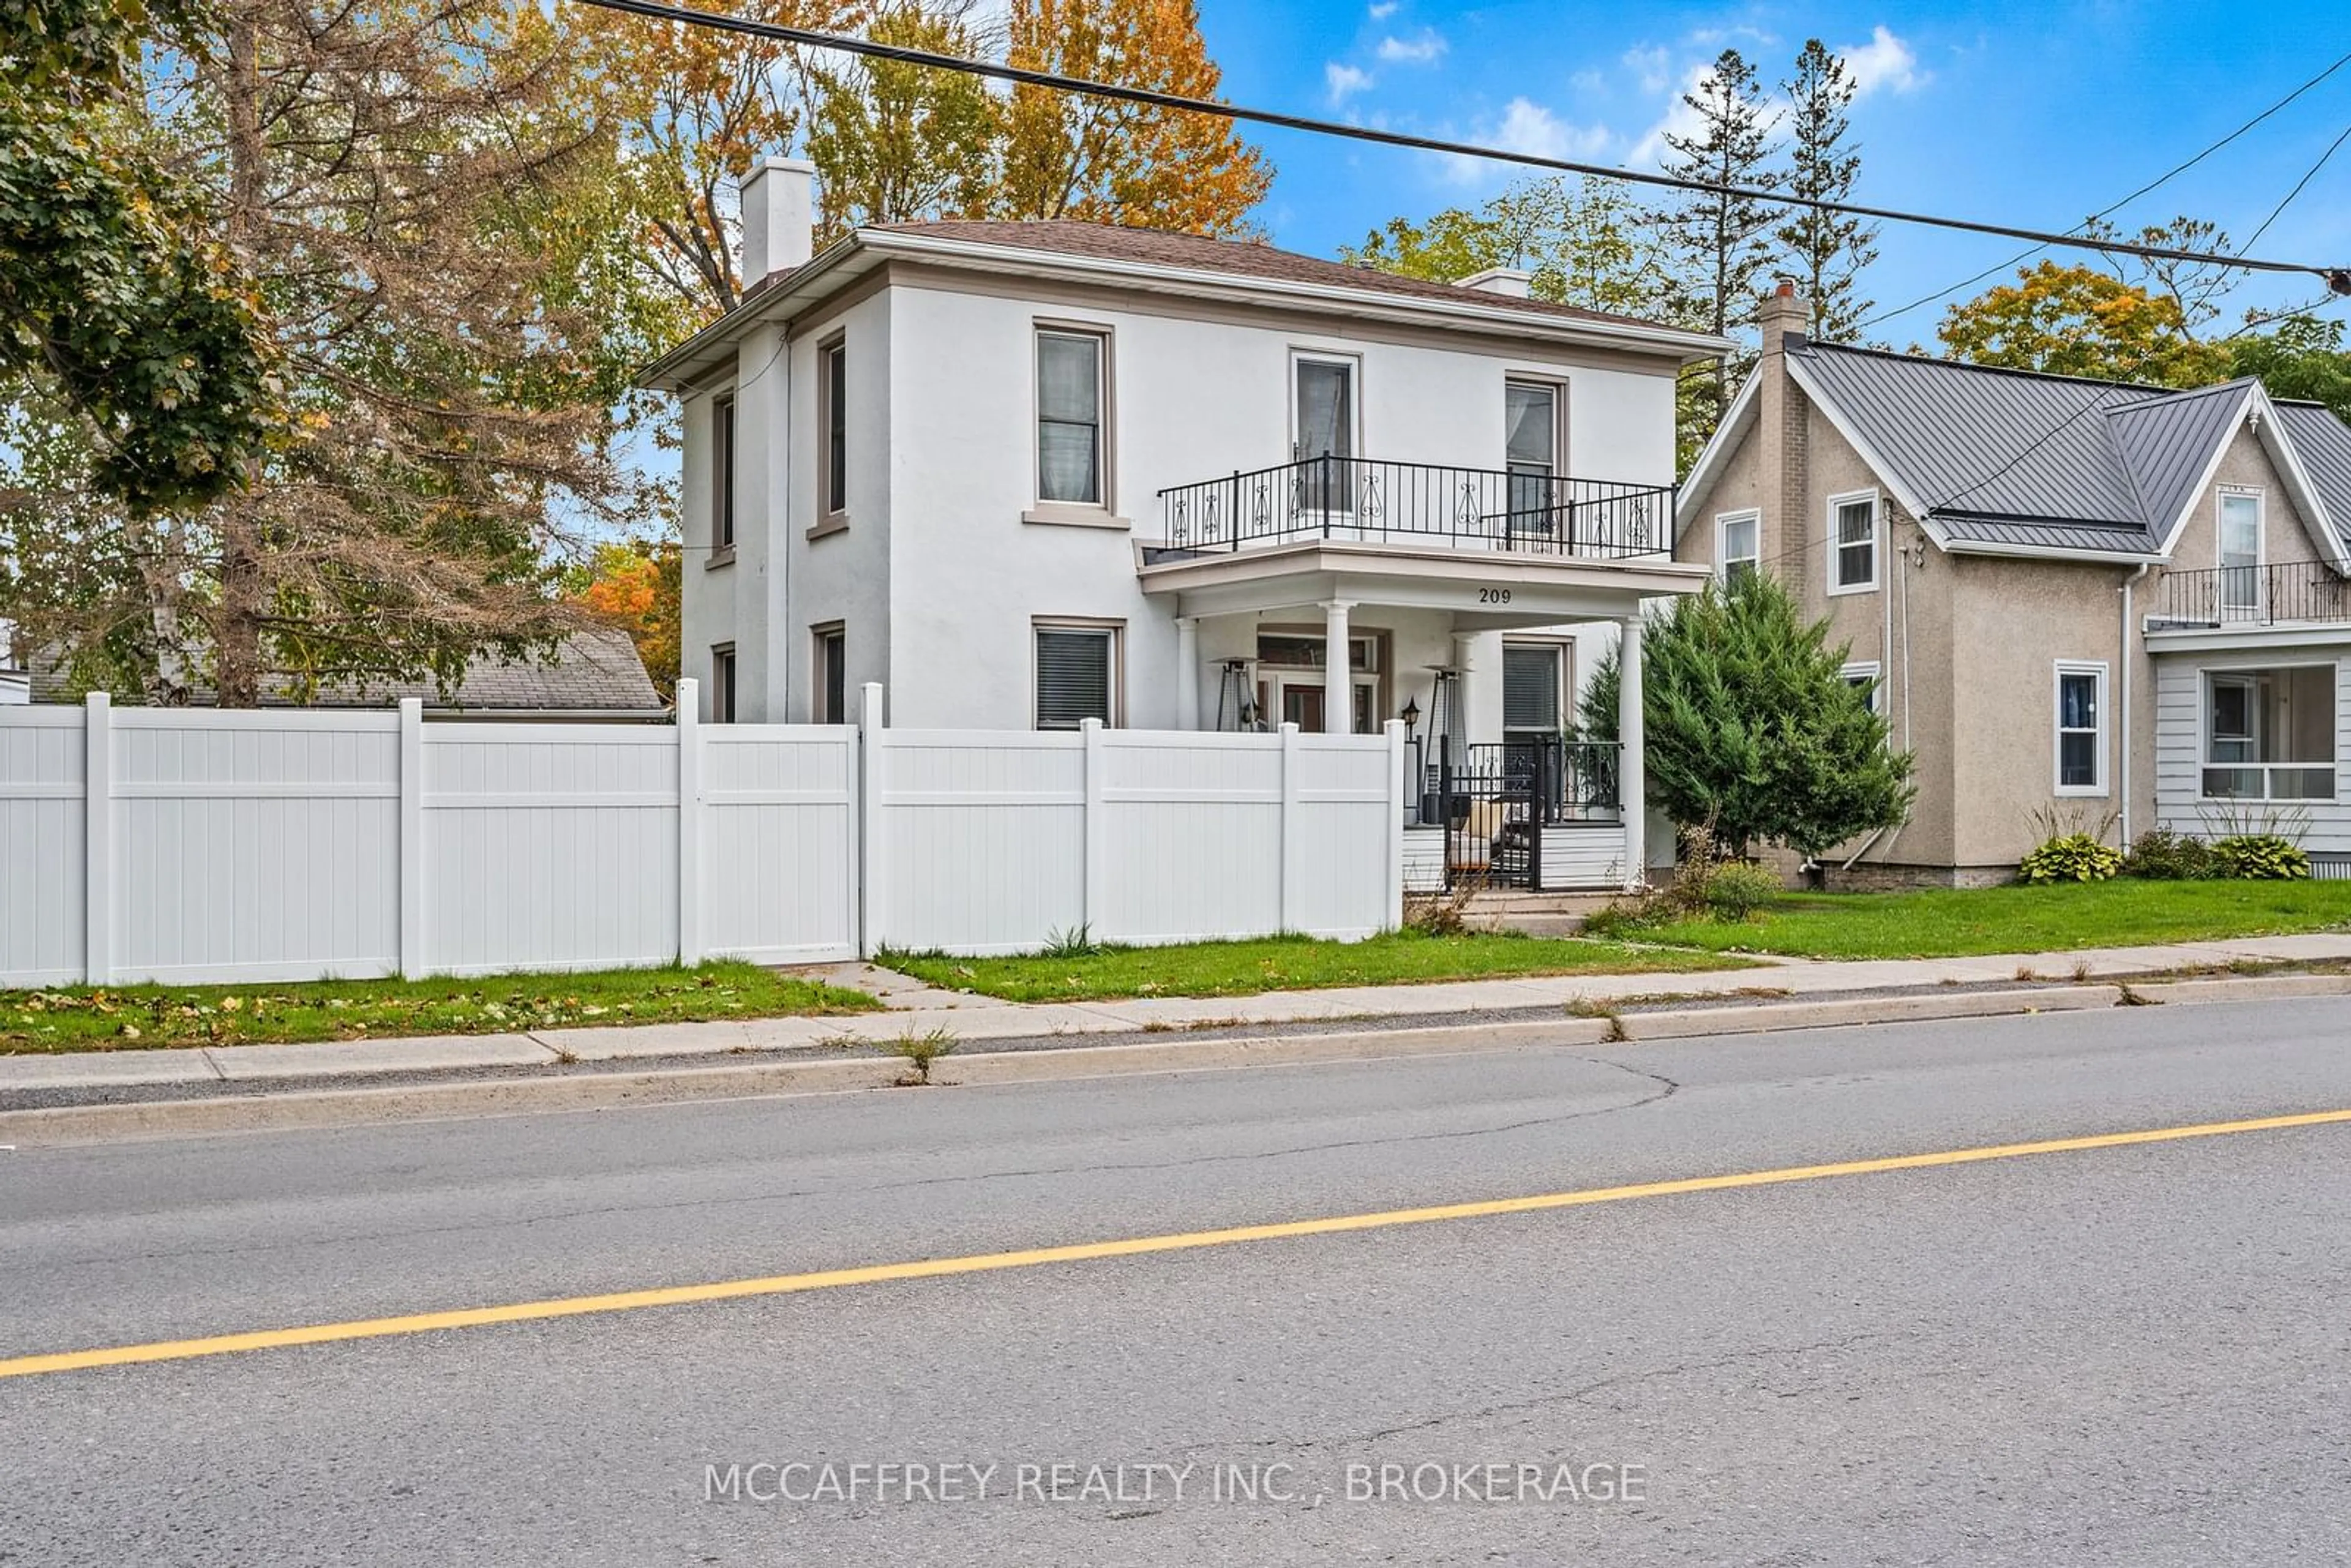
[214,0,267,708]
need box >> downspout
[2118,562,2152,846]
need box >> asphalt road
[6,998,2351,1566]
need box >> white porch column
[1174,616,1201,730]
[1322,599,1354,733]
[1618,613,1648,890]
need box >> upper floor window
[711,393,736,549]
[1294,356,1355,462]
[1505,380,1560,540]
[1717,510,1760,585]
[821,339,848,516]
[1829,492,1879,594]
[2219,490,2263,616]
[1037,330,1106,506]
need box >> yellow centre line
[6,1105,2348,1382]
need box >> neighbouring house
[28,625,666,720]
[1678,281,2351,885]
[640,157,1727,890]
[0,621,24,706]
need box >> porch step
[1439,889,1622,937]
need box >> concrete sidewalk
[7,932,2350,1095]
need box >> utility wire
[568,0,2351,291]
[2240,119,2351,256]
[1853,48,2351,332]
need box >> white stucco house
[641,159,1725,888]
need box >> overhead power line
[2240,119,2351,256]
[1855,47,2351,332]
[567,0,2351,293]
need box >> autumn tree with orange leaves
[991,0,1270,234]
[572,540,682,702]
[594,0,1270,321]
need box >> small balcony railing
[1153,456,1674,561]
[2157,564,2351,627]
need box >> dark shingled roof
[1782,342,2351,559]
[31,626,665,713]
[861,219,1687,334]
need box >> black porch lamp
[1400,695,1420,742]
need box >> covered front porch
[1138,538,1707,891]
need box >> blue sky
[1196,1,2351,342]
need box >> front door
[1282,684,1325,732]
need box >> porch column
[1618,613,1648,890]
[1174,617,1200,730]
[1322,599,1354,733]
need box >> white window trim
[2053,659,2110,797]
[2197,659,2340,804]
[1826,489,1882,597]
[817,336,849,524]
[2216,486,2265,615]
[1841,660,1883,715]
[1032,617,1125,731]
[1030,321,1118,524]
[1715,508,1761,583]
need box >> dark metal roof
[1787,342,2349,560]
[2276,400,2351,550]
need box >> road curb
[2,975,2343,1145]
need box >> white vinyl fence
[0,681,1403,986]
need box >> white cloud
[1436,98,1611,185]
[1377,31,1448,64]
[1367,0,1398,16]
[1621,44,1671,94]
[1324,62,1374,105]
[1839,25,1924,96]
[1629,61,1719,167]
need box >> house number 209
[1478,587,1513,604]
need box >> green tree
[1,0,280,514]
[805,0,1000,240]
[1579,574,1914,861]
[1341,176,1670,320]
[1649,50,1782,450]
[993,0,1271,234]
[1777,39,1877,343]
[4,0,654,706]
[2229,314,2351,422]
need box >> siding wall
[1,690,1404,985]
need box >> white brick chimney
[739,157,816,287]
[1457,266,1533,298]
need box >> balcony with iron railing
[1150,455,1676,563]
[2156,563,2351,628]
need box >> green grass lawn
[1638,879,2351,961]
[883,930,1752,1003]
[0,961,879,1054]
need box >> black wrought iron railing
[2157,564,2351,626]
[1155,456,1675,560]
[1412,738,1621,827]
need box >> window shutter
[1037,629,1112,729]
[1502,645,1561,732]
